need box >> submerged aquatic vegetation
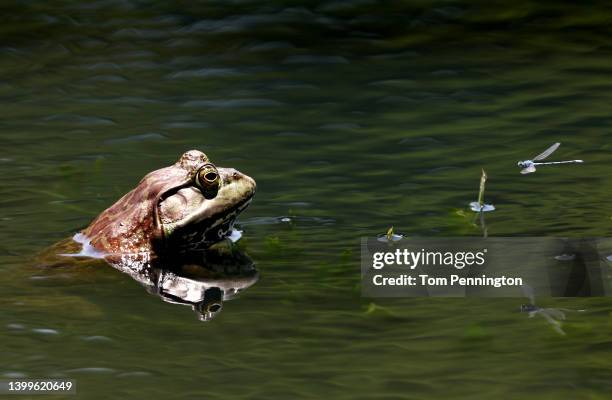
[363,302,396,317]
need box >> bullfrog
[82,149,255,255]
[40,149,255,267]
[33,150,257,321]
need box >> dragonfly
[517,142,583,174]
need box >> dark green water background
[1,1,612,399]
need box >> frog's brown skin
[80,149,255,257]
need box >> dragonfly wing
[533,142,560,161]
[521,165,536,174]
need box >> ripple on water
[424,166,460,174]
[179,17,263,34]
[31,328,59,336]
[42,114,115,126]
[319,123,361,130]
[83,62,122,71]
[122,61,162,70]
[3,372,27,378]
[104,133,166,145]
[116,49,158,59]
[101,96,164,105]
[29,275,51,280]
[7,323,25,330]
[167,68,243,79]
[240,217,291,226]
[275,131,310,137]
[469,202,495,212]
[66,367,115,374]
[272,82,319,90]
[316,0,376,13]
[82,75,128,83]
[398,137,445,146]
[368,50,420,60]
[377,233,404,243]
[162,121,211,129]
[112,28,169,40]
[245,41,296,52]
[377,95,417,104]
[163,38,200,48]
[68,0,135,11]
[368,79,417,88]
[183,98,283,109]
[116,371,152,378]
[241,216,336,226]
[179,9,326,34]
[80,335,113,343]
[74,38,108,49]
[430,69,459,77]
[272,202,312,207]
[283,55,349,64]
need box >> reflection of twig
[479,211,488,239]
[470,211,488,238]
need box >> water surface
[2,1,612,399]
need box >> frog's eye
[196,164,220,197]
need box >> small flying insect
[517,142,583,174]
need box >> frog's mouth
[156,168,256,251]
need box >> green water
[2,1,612,399]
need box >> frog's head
[82,150,256,254]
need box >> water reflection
[137,247,259,322]
[520,284,586,336]
[36,230,258,321]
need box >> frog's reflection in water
[118,245,258,321]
